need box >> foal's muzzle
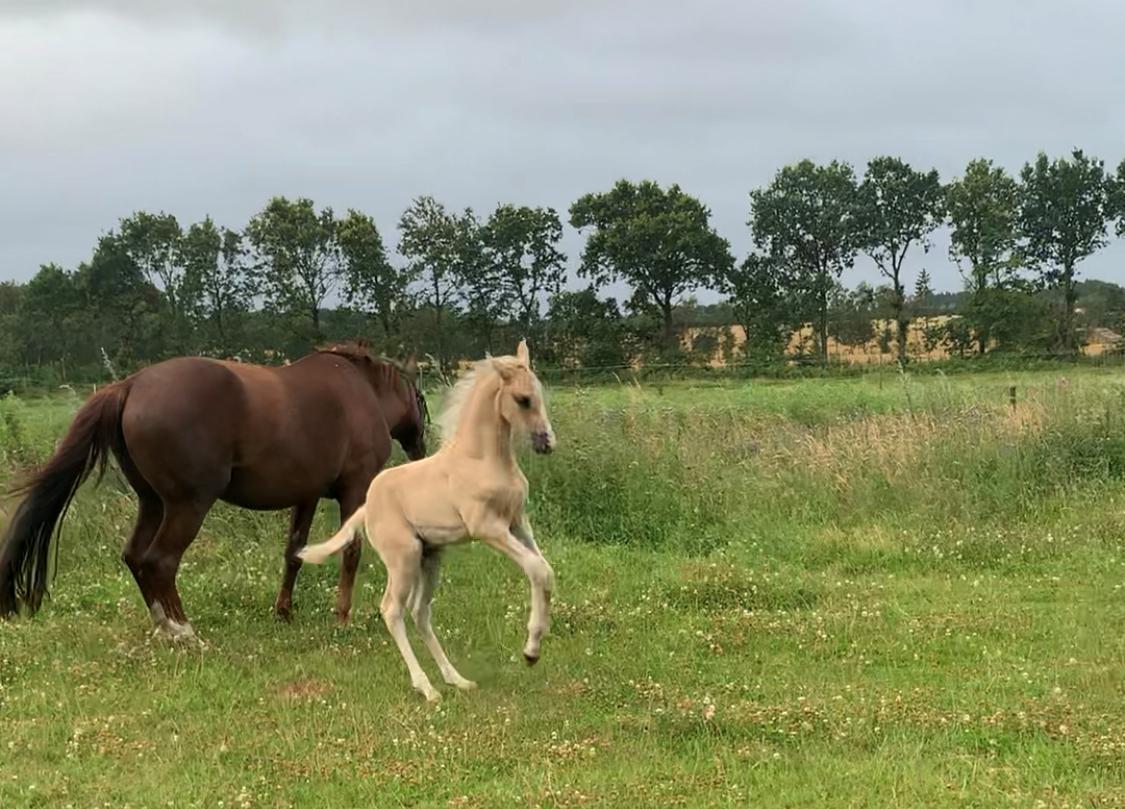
[531,431,554,455]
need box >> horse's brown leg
[274,500,318,621]
[334,489,367,625]
[121,495,164,608]
[140,500,211,640]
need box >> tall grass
[522,371,1125,560]
[5,370,1125,566]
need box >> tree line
[2,149,1125,385]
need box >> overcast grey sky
[2,0,1124,298]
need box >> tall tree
[480,204,566,340]
[570,179,732,348]
[338,209,409,342]
[1018,149,1110,353]
[398,196,466,368]
[449,208,503,354]
[77,234,161,367]
[18,264,81,366]
[856,157,944,363]
[945,159,1020,354]
[0,282,23,369]
[180,217,251,353]
[1111,158,1125,237]
[749,160,860,364]
[118,211,191,348]
[828,282,879,351]
[245,196,341,338]
[545,288,631,369]
[913,269,934,306]
[720,254,794,365]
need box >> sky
[2,0,1124,300]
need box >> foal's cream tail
[298,506,366,564]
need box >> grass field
[3,368,1125,807]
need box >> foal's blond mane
[437,356,523,447]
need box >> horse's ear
[516,339,530,367]
[491,357,516,380]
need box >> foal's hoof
[417,686,442,703]
[451,679,478,692]
[523,652,540,666]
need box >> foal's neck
[451,374,515,466]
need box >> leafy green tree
[1018,149,1110,353]
[1111,158,1125,236]
[570,180,733,348]
[720,254,794,366]
[338,209,409,342]
[544,288,631,369]
[945,159,1020,354]
[17,264,82,366]
[941,316,976,358]
[0,282,22,370]
[451,209,506,354]
[913,268,934,310]
[480,204,566,341]
[180,217,251,353]
[856,157,944,363]
[1074,279,1125,330]
[749,160,861,364]
[828,283,878,350]
[245,197,341,339]
[963,282,1052,354]
[398,196,470,369]
[118,211,192,349]
[946,159,1020,293]
[76,234,162,369]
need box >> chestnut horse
[0,342,428,638]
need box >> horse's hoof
[274,606,293,623]
[523,652,539,666]
[153,622,199,645]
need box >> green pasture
[2,367,1125,807]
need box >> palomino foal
[299,340,556,701]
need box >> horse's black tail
[0,382,131,617]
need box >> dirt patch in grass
[275,678,333,701]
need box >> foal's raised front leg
[483,519,555,664]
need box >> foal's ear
[491,357,517,380]
[516,339,530,367]
[402,353,418,379]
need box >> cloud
[2,0,1123,294]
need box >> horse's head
[494,340,555,455]
[387,354,428,461]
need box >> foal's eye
[515,395,532,409]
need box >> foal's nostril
[531,431,552,454]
